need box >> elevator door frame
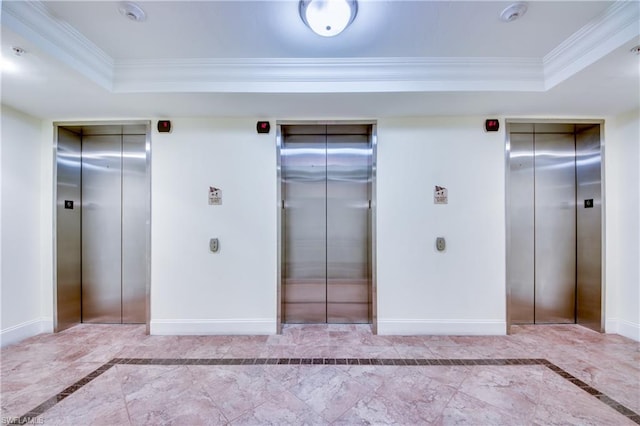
[276,121,378,333]
[52,121,152,334]
[504,119,605,334]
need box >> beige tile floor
[1,323,639,425]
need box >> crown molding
[543,0,640,89]
[2,0,635,95]
[1,0,114,89]
[113,57,544,93]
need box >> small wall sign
[434,186,448,204]
[209,187,222,205]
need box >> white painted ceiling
[1,0,639,119]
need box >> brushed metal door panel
[56,128,82,331]
[282,303,327,323]
[326,281,369,302]
[328,303,370,324]
[326,134,370,323]
[534,133,576,324]
[281,125,372,324]
[282,133,327,323]
[508,133,535,324]
[575,125,602,331]
[82,135,122,323]
[282,280,326,303]
[122,134,147,324]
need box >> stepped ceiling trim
[543,0,640,89]
[2,0,638,94]
[2,0,114,89]
[113,57,544,93]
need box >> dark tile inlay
[10,358,639,425]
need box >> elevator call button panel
[64,200,74,209]
[584,199,594,208]
[210,238,219,253]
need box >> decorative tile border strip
[10,358,640,425]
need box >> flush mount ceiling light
[118,1,146,22]
[300,0,357,37]
[500,2,528,22]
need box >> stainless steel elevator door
[55,124,149,330]
[122,135,147,323]
[508,133,535,324]
[80,132,147,324]
[56,128,82,330]
[282,131,327,323]
[534,133,576,323]
[282,125,371,324]
[575,125,602,330]
[508,124,602,329]
[82,135,123,323]
[326,133,371,323]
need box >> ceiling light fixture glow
[300,0,357,37]
[0,56,18,73]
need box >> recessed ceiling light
[500,2,528,23]
[300,0,357,37]
[118,2,146,22]
[11,46,26,56]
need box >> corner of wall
[604,109,640,342]
[1,106,51,346]
[0,317,53,348]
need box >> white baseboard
[377,319,506,336]
[150,318,276,335]
[606,318,640,342]
[0,317,53,348]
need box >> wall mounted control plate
[436,237,446,251]
[209,238,219,253]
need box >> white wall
[150,116,507,336]
[605,109,640,341]
[376,117,506,334]
[2,110,637,342]
[0,106,51,347]
[150,118,278,334]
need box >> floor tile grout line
[10,358,639,425]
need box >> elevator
[278,124,375,324]
[55,123,150,331]
[507,122,603,332]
